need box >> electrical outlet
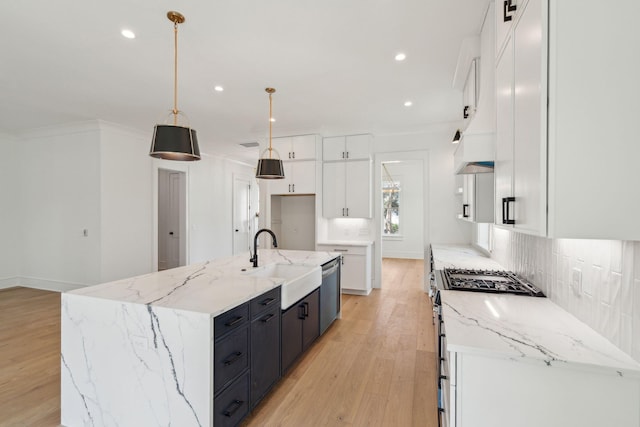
[571,268,582,295]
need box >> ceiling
[1,0,489,163]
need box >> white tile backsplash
[491,228,638,362]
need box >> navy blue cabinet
[281,288,320,374]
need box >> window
[382,178,400,235]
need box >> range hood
[454,2,495,175]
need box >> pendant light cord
[268,92,273,159]
[173,21,179,125]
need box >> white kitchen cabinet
[495,0,640,240]
[462,59,478,123]
[272,134,318,160]
[494,0,546,235]
[322,160,371,218]
[495,0,523,57]
[316,243,371,295]
[460,173,494,223]
[322,134,372,161]
[269,160,316,195]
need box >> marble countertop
[431,244,505,270]
[68,249,339,316]
[441,291,640,377]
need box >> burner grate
[443,268,544,297]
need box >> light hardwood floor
[0,258,438,426]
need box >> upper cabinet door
[322,136,346,161]
[496,0,522,56]
[290,135,317,160]
[345,160,372,218]
[322,162,345,218]
[271,137,292,160]
[512,0,546,236]
[344,135,372,160]
[495,35,515,228]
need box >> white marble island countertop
[441,290,640,377]
[68,249,339,316]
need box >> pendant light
[149,11,201,161]
[255,88,285,179]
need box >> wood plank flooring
[0,287,61,426]
[243,258,438,426]
[0,258,438,426]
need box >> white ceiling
[1,0,489,163]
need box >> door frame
[232,173,255,255]
[152,162,190,272]
[373,150,430,289]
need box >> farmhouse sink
[244,263,322,309]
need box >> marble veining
[431,244,505,271]
[441,291,640,377]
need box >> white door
[345,160,372,218]
[158,169,185,270]
[233,176,252,255]
[322,162,345,218]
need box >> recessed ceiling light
[214,85,224,92]
[121,29,136,39]
[395,53,406,61]
[404,101,413,107]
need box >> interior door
[233,176,252,255]
[158,169,184,270]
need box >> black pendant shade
[255,157,285,179]
[150,124,200,161]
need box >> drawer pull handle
[440,375,448,380]
[225,316,244,327]
[333,249,348,252]
[223,399,244,417]
[260,313,276,323]
[223,351,243,366]
[260,297,276,306]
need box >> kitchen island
[61,249,339,427]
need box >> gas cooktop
[443,268,545,297]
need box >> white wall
[99,122,153,282]
[19,123,102,289]
[179,155,256,264]
[381,160,424,259]
[492,227,640,362]
[0,132,19,287]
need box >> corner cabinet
[494,0,640,240]
[322,134,373,219]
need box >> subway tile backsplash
[492,228,640,362]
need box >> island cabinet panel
[250,288,281,409]
[214,302,250,337]
[281,288,320,374]
[214,326,250,393]
[214,371,250,427]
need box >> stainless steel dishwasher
[319,257,341,335]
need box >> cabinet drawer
[214,302,249,338]
[250,287,281,319]
[214,371,250,427]
[214,326,249,393]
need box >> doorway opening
[158,169,187,271]
[375,152,428,290]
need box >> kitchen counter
[68,249,338,316]
[61,249,339,427]
[431,243,505,270]
[441,291,640,377]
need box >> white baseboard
[7,277,87,293]
[0,276,20,289]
